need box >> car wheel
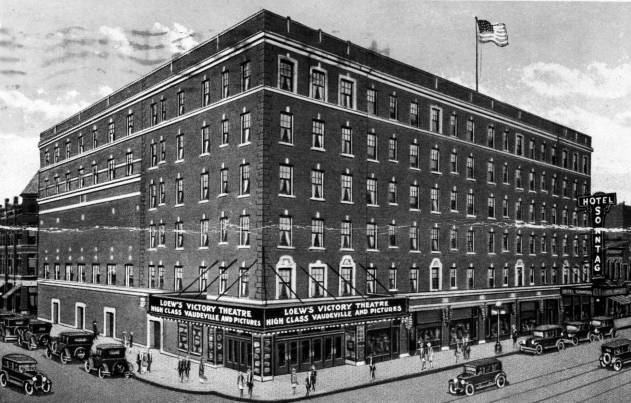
[613,360,623,371]
[600,359,607,368]
[496,374,506,389]
[40,335,49,347]
[24,382,34,396]
[598,333,604,341]
[449,382,457,394]
[0,372,7,387]
[60,351,69,364]
[42,382,52,393]
[465,384,475,396]
[75,347,86,360]
[535,344,543,355]
[602,352,612,365]
[84,360,91,373]
[557,341,566,352]
[98,366,106,379]
[572,336,578,346]
[589,333,597,343]
[29,336,37,350]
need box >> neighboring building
[0,175,39,314]
[37,10,592,378]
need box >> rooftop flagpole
[475,16,479,92]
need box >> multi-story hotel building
[1,175,39,314]
[37,10,592,378]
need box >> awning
[1,284,19,299]
[609,295,631,305]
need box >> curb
[131,349,521,402]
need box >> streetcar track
[576,377,631,403]
[531,367,631,403]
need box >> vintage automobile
[46,331,95,364]
[519,324,567,354]
[599,338,631,371]
[0,353,52,395]
[0,315,30,343]
[84,343,133,378]
[16,320,53,350]
[590,316,617,341]
[448,357,507,396]
[563,320,592,345]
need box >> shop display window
[366,328,391,357]
[417,326,441,348]
[177,323,189,352]
[191,325,202,355]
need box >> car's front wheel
[40,335,49,347]
[571,336,578,346]
[496,374,506,388]
[465,384,475,396]
[98,366,106,379]
[535,344,543,355]
[60,351,69,364]
[613,360,623,371]
[598,333,604,341]
[590,333,598,343]
[600,359,607,368]
[24,382,34,396]
[557,341,566,352]
[84,360,91,373]
[0,372,7,387]
[449,382,457,394]
[42,382,52,393]
[45,349,52,359]
[75,347,86,360]
[602,352,612,365]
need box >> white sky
[1,0,630,201]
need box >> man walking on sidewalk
[146,350,152,372]
[246,367,254,398]
[309,365,317,391]
[368,355,376,380]
[92,320,99,339]
[237,371,245,398]
[185,356,191,382]
[427,342,434,369]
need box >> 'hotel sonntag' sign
[578,192,617,279]
[148,295,407,331]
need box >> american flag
[477,19,508,47]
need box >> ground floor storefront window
[414,310,442,350]
[449,308,478,346]
[365,323,399,363]
[486,303,512,340]
[274,330,343,374]
[519,301,537,334]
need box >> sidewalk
[128,337,524,402]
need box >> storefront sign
[148,295,407,331]
[561,288,593,296]
[578,192,617,279]
[594,287,628,297]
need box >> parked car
[84,344,133,378]
[590,316,617,341]
[519,324,567,354]
[0,353,52,395]
[563,320,592,345]
[0,316,30,343]
[599,338,631,371]
[16,320,53,350]
[46,331,95,364]
[448,357,507,396]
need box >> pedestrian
[92,320,99,339]
[455,340,462,363]
[512,325,518,348]
[305,376,311,397]
[141,351,148,373]
[368,355,376,380]
[309,365,316,391]
[420,342,427,370]
[136,351,142,373]
[147,350,152,372]
[129,331,134,350]
[185,355,191,382]
[246,367,254,398]
[199,357,207,383]
[177,358,184,383]
[121,330,127,347]
[290,367,298,395]
[237,371,245,398]
[427,342,434,369]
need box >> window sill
[200,152,210,157]
[366,249,380,252]
[388,159,399,164]
[311,147,326,152]
[409,167,420,171]
[340,201,354,205]
[431,171,442,175]
[340,153,355,158]
[430,211,441,214]
[466,178,476,182]
[218,242,229,246]
[388,203,399,206]
[198,246,209,250]
[340,248,354,252]
[388,246,399,249]
[277,246,295,250]
[218,193,228,198]
[409,250,421,254]
[431,251,441,254]
[148,208,157,212]
[278,194,296,198]
[238,142,252,147]
[148,166,158,171]
[219,144,229,148]
[174,203,185,207]
[237,245,251,249]
[175,159,184,164]
[409,208,420,212]
[158,203,166,207]
[237,194,250,199]
[310,197,325,202]
[199,200,209,204]
[279,141,294,147]
[309,247,326,251]
[367,204,379,208]
[175,247,184,251]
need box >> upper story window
[450,149,458,173]
[541,142,547,161]
[107,158,116,181]
[240,163,250,196]
[202,78,210,106]
[515,134,524,155]
[502,130,509,151]
[430,146,440,172]
[280,112,293,144]
[341,126,353,156]
[125,152,133,176]
[221,70,230,98]
[310,68,326,101]
[221,118,229,145]
[241,112,251,144]
[339,77,355,109]
[108,120,115,142]
[562,149,568,168]
[430,106,442,133]
[311,168,324,200]
[410,102,419,127]
[409,142,419,169]
[161,98,167,121]
[366,88,377,114]
[65,141,71,159]
[466,119,475,142]
[529,139,536,159]
[150,102,158,125]
[77,134,84,153]
[279,213,293,247]
[279,57,295,92]
[388,136,398,161]
[126,112,134,136]
[176,133,184,161]
[367,132,377,161]
[92,128,98,149]
[450,112,458,137]
[466,155,475,179]
[389,94,398,120]
[177,90,185,116]
[582,156,589,174]
[201,125,210,154]
[241,61,251,91]
[279,163,293,196]
[341,172,353,203]
[312,119,324,150]
[487,126,495,148]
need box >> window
[237,164,250,196]
[488,267,495,288]
[175,177,184,204]
[92,163,98,185]
[529,171,536,191]
[340,265,354,296]
[430,226,439,251]
[310,69,326,100]
[389,95,398,120]
[54,264,60,280]
[409,143,419,169]
[529,139,536,159]
[108,120,115,142]
[279,214,292,247]
[388,136,398,161]
[126,113,134,136]
[551,145,557,165]
[341,173,353,202]
[150,103,158,125]
[279,164,293,196]
[158,222,165,246]
[367,222,378,250]
[529,234,536,254]
[466,155,475,179]
[388,179,398,204]
[450,113,458,136]
[562,150,568,168]
[503,265,509,286]
[199,266,208,292]
[239,214,250,246]
[239,267,250,297]
[430,261,441,290]
[78,168,85,189]
[450,187,458,211]
[467,267,474,289]
[126,152,133,176]
[241,61,251,91]
[488,230,495,253]
[221,118,229,145]
[340,78,354,108]
[200,216,209,247]
[341,220,352,249]
[310,266,325,297]
[341,126,353,155]
[367,133,377,160]
[65,172,71,191]
[515,134,524,155]
[430,147,440,172]
[515,232,523,254]
[516,265,524,287]
[159,137,166,162]
[388,268,397,290]
[280,112,293,144]
[201,78,210,106]
[410,222,419,251]
[367,268,376,294]
[279,59,294,91]
[125,264,134,287]
[430,185,439,212]
[388,223,398,248]
[515,199,523,221]
[311,169,324,199]
[449,226,458,249]
[220,168,229,195]
[311,217,324,248]
[488,195,496,218]
[92,128,98,149]
[241,112,251,144]
[366,89,377,114]
[201,126,210,154]
[582,156,589,174]
[65,141,71,159]
[487,161,495,182]
[149,223,157,248]
[312,120,324,149]
[430,106,442,133]
[221,70,229,98]
[107,159,116,181]
[175,219,184,248]
[409,268,419,292]
[410,183,419,210]
[174,133,184,161]
[410,102,419,127]
[149,181,158,208]
[220,214,228,244]
[487,126,495,148]
[367,178,378,205]
[541,234,548,253]
[77,134,84,153]
[466,119,475,142]
[175,266,183,291]
[106,264,116,285]
[150,141,158,167]
[540,265,547,285]
[466,189,475,215]
[450,149,458,173]
[502,164,509,184]
[466,228,475,253]
[515,168,522,188]
[177,90,185,115]
[159,179,166,204]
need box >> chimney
[4,198,8,209]
[13,196,18,206]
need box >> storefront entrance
[226,333,252,372]
[149,320,161,349]
[275,333,343,374]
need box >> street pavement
[1,325,630,402]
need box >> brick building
[38,10,592,378]
[1,175,39,314]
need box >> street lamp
[492,301,504,354]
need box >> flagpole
[475,16,479,92]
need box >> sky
[1,0,631,202]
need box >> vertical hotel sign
[578,192,617,279]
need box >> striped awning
[609,295,631,305]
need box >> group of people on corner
[236,367,255,399]
[418,341,434,370]
[177,356,192,382]
[136,350,152,374]
[290,365,317,397]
